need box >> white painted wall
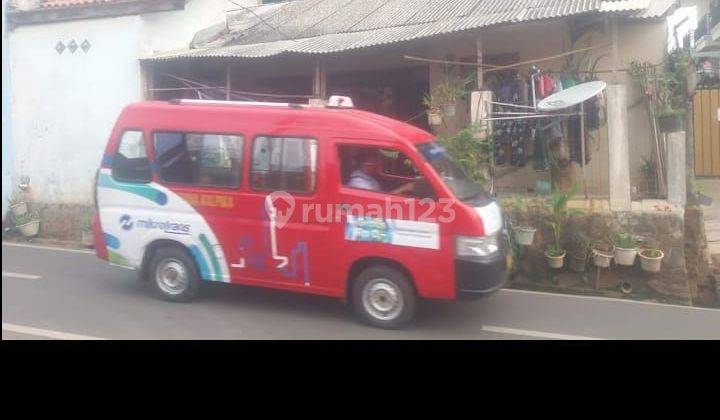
[7,1,232,206]
[9,15,143,204]
[2,0,11,217]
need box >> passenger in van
[347,150,415,195]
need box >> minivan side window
[250,136,318,193]
[112,130,151,183]
[153,132,244,188]
[338,145,435,199]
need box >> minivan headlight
[455,235,500,257]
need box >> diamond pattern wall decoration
[81,39,91,53]
[68,39,78,53]
[55,41,66,54]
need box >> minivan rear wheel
[149,247,200,302]
[351,265,416,329]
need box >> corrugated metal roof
[146,0,672,61]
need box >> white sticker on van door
[344,215,439,250]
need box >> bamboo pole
[404,44,611,74]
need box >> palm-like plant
[545,185,583,256]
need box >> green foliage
[692,179,708,196]
[614,232,637,249]
[641,247,662,258]
[7,192,25,206]
[438,128,491,186]
[13,210,39,226]
[546,244,565,257]
[640,156,656,178]
[629,59,686,116]
[544,185,583,253]
[80,210,94,231]
[424,72,474,109]
[569,231,592,258]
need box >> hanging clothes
[533,121,551,171]
[585,96,601,131]
[542,74,556,98]
[552,75,563,93]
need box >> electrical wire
[227,0,298,43]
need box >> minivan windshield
[417,142,486,201]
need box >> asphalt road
[3,242,719,340]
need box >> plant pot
[428,112,442,126]
[658,114,684,133]
[545,250,566,269]
[614,246,637,266]
[442,103,456,117]
[592,249,614,268]
[535,179,552,195]
[81,230,94,247]
[698,193,713,206]
[569,253,587,273]
[514,227,536,246]
[620,281,633,294]
[10,202,28,217]
[639,249,664,273]
[18,220,40,237]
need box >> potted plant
[640,157,658,197]
[592,240,614,268]
[431,73,472,117]
[505,197,536,246]
[613,232,638,266]
[693,180,713,206]
[655,70,686,133]
[639,246,664,273]
[7,192,28,217]
[657,109,686,133]
[80,213,94,248]
[629,60,687,133]
[545,245,566,269]
[14,210,40,238]
[568,232,591,273]
[422,93,443,126]
[543,186,582,269]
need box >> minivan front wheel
[352,266,416,329]
[149,247,200,302]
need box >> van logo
[265,191,295,230]
[119,214,134,230]
[119,214,191,235]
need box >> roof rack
[169,99,305,108]
[168,96,355,109]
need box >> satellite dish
[537,81,606,112]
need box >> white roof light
[327,95,354,108]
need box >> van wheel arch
[346,257,416,302]
[140,239,198,282]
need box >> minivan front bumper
[455,239,509,299]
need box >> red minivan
[93,97,507,328]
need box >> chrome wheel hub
[156,258,188,295]
[362,278,403,321]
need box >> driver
[347,150,415,195]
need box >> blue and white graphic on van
[97,168,230,282]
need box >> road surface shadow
[101,275,490,334]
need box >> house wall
[6,0,229,214]
[2,0,11,218]
[8,15,144,205]
[425,17,668,199]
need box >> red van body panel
[94,101,506,301]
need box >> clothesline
[404,44,612,73]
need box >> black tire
[351,265,417,329]
[148,247,201,302]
